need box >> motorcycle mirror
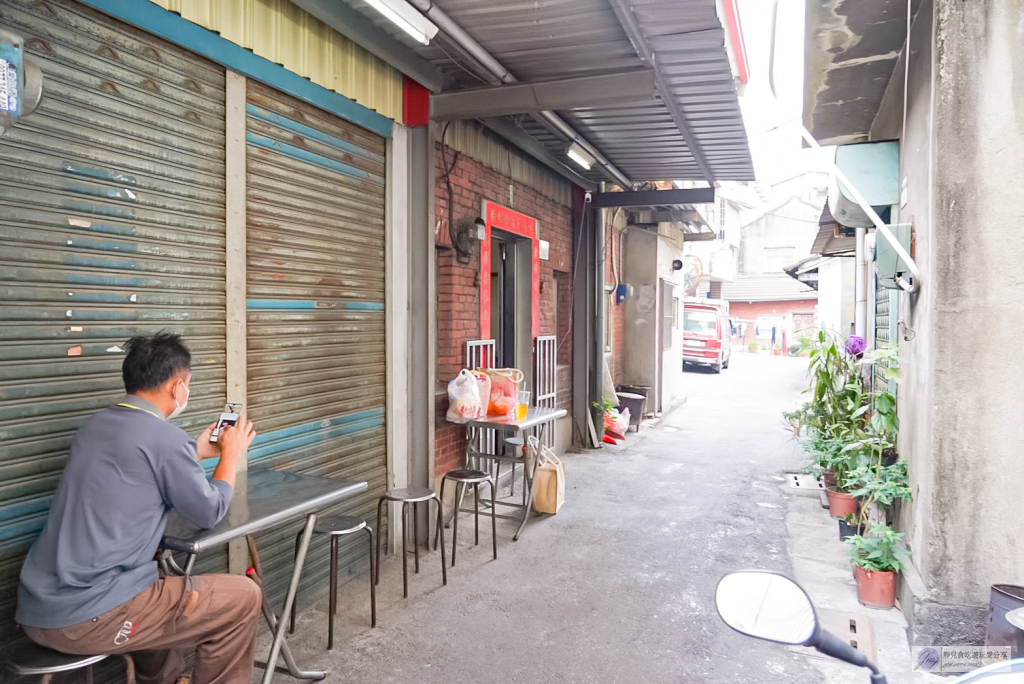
[715,571,818,645]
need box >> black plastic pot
[838,519,865,541]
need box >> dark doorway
[489,230,532,372]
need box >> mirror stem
[812,629,885,680]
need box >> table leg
[259,514,325,684]
[513,439,541,542]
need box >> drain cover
[786,472,824,495]
[786,609,877,664]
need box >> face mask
[168,381,189,420]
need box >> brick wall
[727,299,818,349]
[434,142,575,476]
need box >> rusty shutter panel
[244,80,387,610]
[0,0,228,642]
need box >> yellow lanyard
[117,402,164,420]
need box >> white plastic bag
[613,407,630,435]
[446,369,483,423]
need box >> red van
[682,303,731,373]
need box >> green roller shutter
[0,0,228,644]
[244,80,387,610]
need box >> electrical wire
[439,122,467,263]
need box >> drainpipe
[854,226,867,338]
[406,0,632,189]
[592,203,607,443]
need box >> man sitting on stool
[16,333,260,684]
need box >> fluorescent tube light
[566,142,596,170]
[364,0,439,45]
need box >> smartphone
[210,403,243,443]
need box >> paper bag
[530,436,565,515]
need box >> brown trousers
[25,574,262,684]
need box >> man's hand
[211,419,256,490]
[218,420,256,461]
[195,423,220,461]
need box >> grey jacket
[16,395,232,628]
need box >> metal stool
[4,642,136,684]
[438,469,497,566]
[288,514,376,650]
[376,487,446,598]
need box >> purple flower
[845,335,867,357]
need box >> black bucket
[987,584,1024,657]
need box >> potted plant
[844,524,910,607]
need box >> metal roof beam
[431,69,656,120]
[605,0,717,183]
[404,0,632,188]
[482,118,598,192]
[593,188,715,208]
[290,0,445,93]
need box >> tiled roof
[720,274,818,302]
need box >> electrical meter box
[0,26,43,137]
[875,223,912,290]
[0,28,25,117]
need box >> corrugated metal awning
[811,203,857,257]
[347,0,754,184]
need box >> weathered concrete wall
[928,0,1024,610]
[870,0,1024,645]
[655,227,686,409]
[817,257,855,337]
[623,229,659,391]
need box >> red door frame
[479,200,540,340]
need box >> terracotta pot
[827,489,858,518]
[854,565,897,608]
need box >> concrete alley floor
[261,353,900,684]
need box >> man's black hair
[122,332,192,394]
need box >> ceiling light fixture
[566,141,596,170]
[364,0,439,45]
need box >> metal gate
[0,0,228,643]
[872,278,899,392]
[244,80,387,610]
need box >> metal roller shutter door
[244,80,387,610]
[0,0,228,643]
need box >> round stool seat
[381,486,437,503]
[504,436,525,446]
[8,643,107,676]
[443,468,492,484]
[314,514,367,536]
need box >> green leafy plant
[748,341,759,352]
[844,460,911,507]
[592,397,616,414]
[844,524,910,572]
